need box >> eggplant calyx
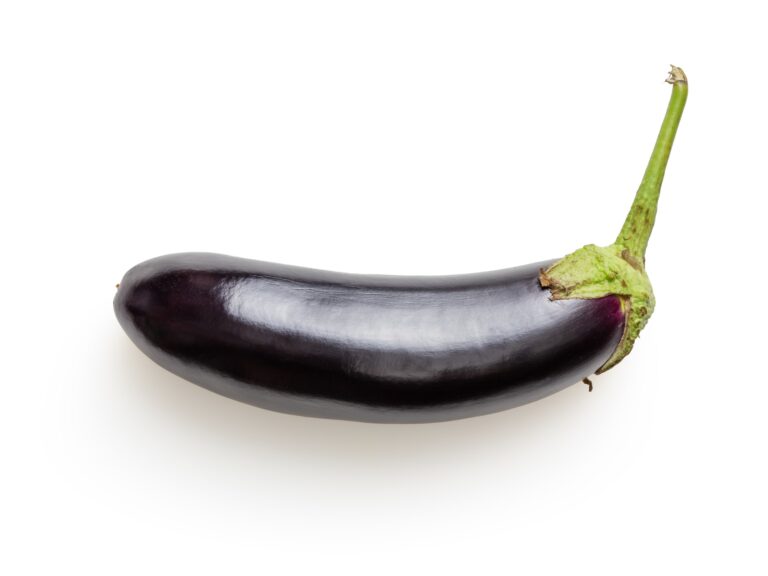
[539,244,654,373]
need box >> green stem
[539,66,688,373]
[615,66,688,264]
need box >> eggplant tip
[666,65,687,85]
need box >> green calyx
[540,244,654,373]
[539,66,688,373]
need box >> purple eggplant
[115,255,624,422]
[115,66,688,423]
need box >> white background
[1,1,766,574]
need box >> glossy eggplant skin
[115,253,625,423]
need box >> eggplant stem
[540,66,688,373]
[615,65,688,263]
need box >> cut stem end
[666,65,688,85]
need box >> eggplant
[115,255,624,422]
[115,66,688,423]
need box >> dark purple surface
[115,253,625,423]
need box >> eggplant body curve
[115,253,625,423]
